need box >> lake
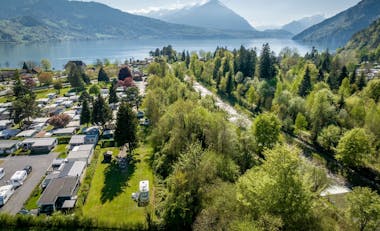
[0,38,316,70]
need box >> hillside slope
[293,0,380,49]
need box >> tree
[118,66,132,81]
[259,43,275,80]
[40,59,51,71]
[80,99,91,125]
[53,80,63,94]
[91,94,111,126]
[338,65,349,87]
[237,145,317,230]
[114,103,138,148]
[357,72,367,91]
[109,79,118,104]
[98,67,109,82]
[38,72,53,86]
[252,112,281,153]
[79,90,92,103]
[225,71,235,96]
[294,113,308,131]
[66,62,85,90]
[317,69,324,82]
[350,68,357,84]
[317,125,342,151]
[89,84,100,95]
[12,76,37,124]
[346,187,380,231]
[299,67,312,97]
[336,128,373,167]
[48,114,71,128]
[363,79,380,103]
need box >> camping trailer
[10,170,27,188]
[138,180,149,205]
[0,185,14,206]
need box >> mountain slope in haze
[294,0,380,49]
[282,15,325,35]
[0,0,261,43]
[143,0,255,32]
[340,18,380,60]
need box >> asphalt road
[0,153,58,215]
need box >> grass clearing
[35,86,70,99]
[24,185,43,210]
[54,144,68,158]
[82,144,155,228]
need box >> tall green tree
[346,187,380,231]
[114,103,138,148]
[66,63,85,90]
[259,43,275,80]
[225,71,235,96]
[299,67,312,97]
[237,145,317,230]
[336,128,373,167]
[252,112,281,153]
[80,99,91,125]
[91,94,111,126]
[12,76,37,124]
[357,72,367,90]
[98,67,110,82]
[109,79,119,104]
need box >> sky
[82,0,361,27]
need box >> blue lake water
[0,38,316,70]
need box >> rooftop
[0,140,20,149]
[16,129,38,137]
[22,138,57,147]
[38,176,79,205]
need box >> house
[36,98,50,105]
[66,121,80,128]
[0,108,10,120]
[30,123,45,131]
[21,138,58,153]
[102,130,114,139]
[52,127,77,137]
[59,161,86,178]
[83,126,101,136]
[38,176,80,214]
[0,120,13,130]
[31,117,50,125]
[69,133,98,150]
[0,140,20,155]
[47,93,57,99]
[67,145,94,164]
[16,129,38,138]
[0,129,20,139]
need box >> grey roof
[69,135,86,145]
[72,144,93,152]
[59,161,86,178]
[38,176,79,205]
[16,129,38,137]
[62,199,76,209]
[67,150,92,160]
[0,140,19,149]
[22,138,57,147]
[53,127,77,135]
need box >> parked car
[0,168,4,180]
[23,165,32,174]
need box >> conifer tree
[109,79,118,104]
[98,67,110,82]
[299,67,312,97]
[317,69,324,82]
[80,99,91,125]
[350,68,357,84]
[259,43,275,80]
[357,72,367,90]
[115,102,138,149]
[91,94,111,126]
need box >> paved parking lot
[0,153,58,214]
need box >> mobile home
[0,185,14,206]
[10,170,28,187]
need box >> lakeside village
[0,57,152,215]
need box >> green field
[82,145,155,228]
[35,86,71,99]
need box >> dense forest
[142,43,380,230]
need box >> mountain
[282,15,325,35]
[339,18,380,59]
[142,0,255,32]
[0,0,262,43]
[293,0,380,49]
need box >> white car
[0,168,4,180]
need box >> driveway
[0,153,58,214]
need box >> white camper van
[0,185,14,206]
[10,170,27,188]
[138,180,149,205]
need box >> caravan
[10,170,28,188]
[0,185,14,206]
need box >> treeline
[187,44,380,173]
[142,59,380,230]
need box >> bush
[57,136,71,144]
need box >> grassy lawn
[82,144,155,228]
[24,185,43,210]
[54,144,68,158]
[35,86,70,99]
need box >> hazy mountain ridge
[293,0,380,49]
[145,0,255,31]
[282,15,325,34]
